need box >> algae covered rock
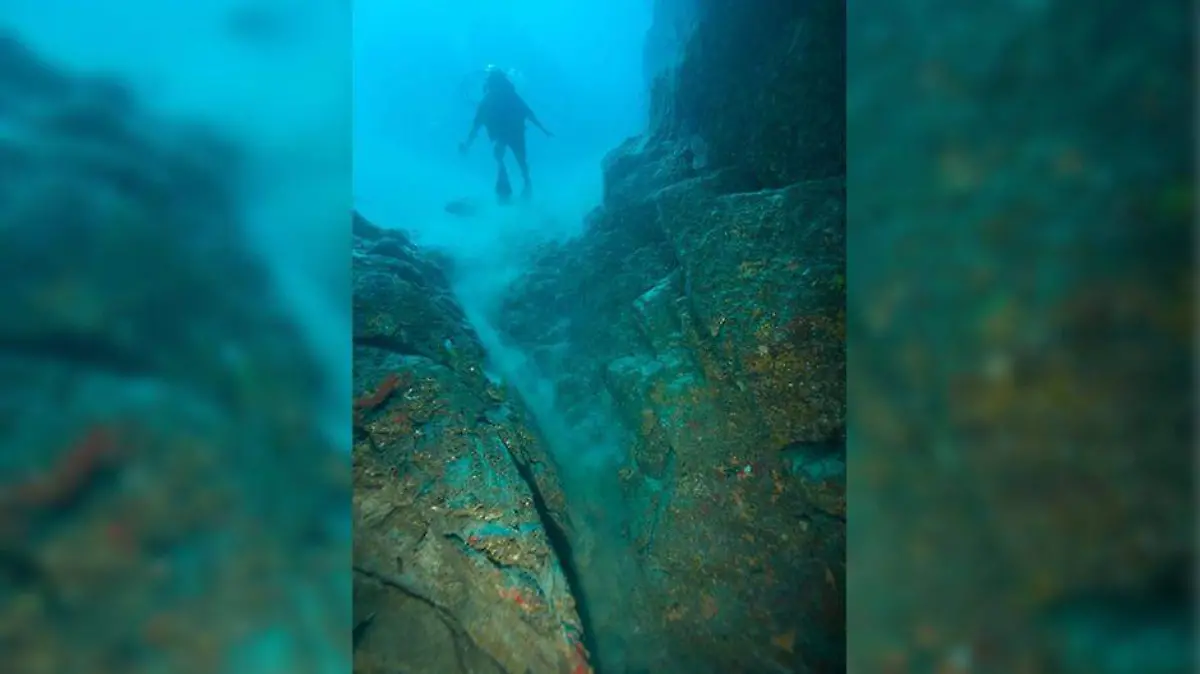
[0,33,347,674]
[653,176,846,449]
[351,214,589,674]
[493,1,846,671]
[607,0,845,211]
[353,213,482,368]
[848,2,1193,673]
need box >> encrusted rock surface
[0,33,347,674]
[611,0,844,210]
[351,215,590,674]
[847,2,1193,673]
[493,2,847,672]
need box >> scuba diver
[459,65,553,202]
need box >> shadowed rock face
[0,33,347,674]
[612,0,845,208]
[351,216,589,674]
[491,2,847,673]
[847,2,1194,673]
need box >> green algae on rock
[0,33,347,674]
[351,215,589,674]
[490,1,846,671]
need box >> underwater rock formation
[494,2,846,673]
[620,0,844,203]
[848,2,1194,672]
[351,214,590,674]
[0,34,346,673]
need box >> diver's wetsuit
[476,89,529,198]
[461,73,550,201]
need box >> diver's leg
[492,140,512,201]
[511,132,530,198]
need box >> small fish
[444,197,479,217]
[224,4,297,45]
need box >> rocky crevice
[351,217,591,674]
[353,2,846,671]
[506,448,605,674]
[490,2,847,672]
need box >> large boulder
[500,177,845,674]
[351,215,591,674]
[607,0,845,210]
[493,2,847,672]
[847,2,1193,672]
[0,33,347,674]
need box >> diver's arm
[529,114,552,137]
[460,108,484,152]
[523,101,553,137]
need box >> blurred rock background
[848,2,1193,673]
[0,9,350,674]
